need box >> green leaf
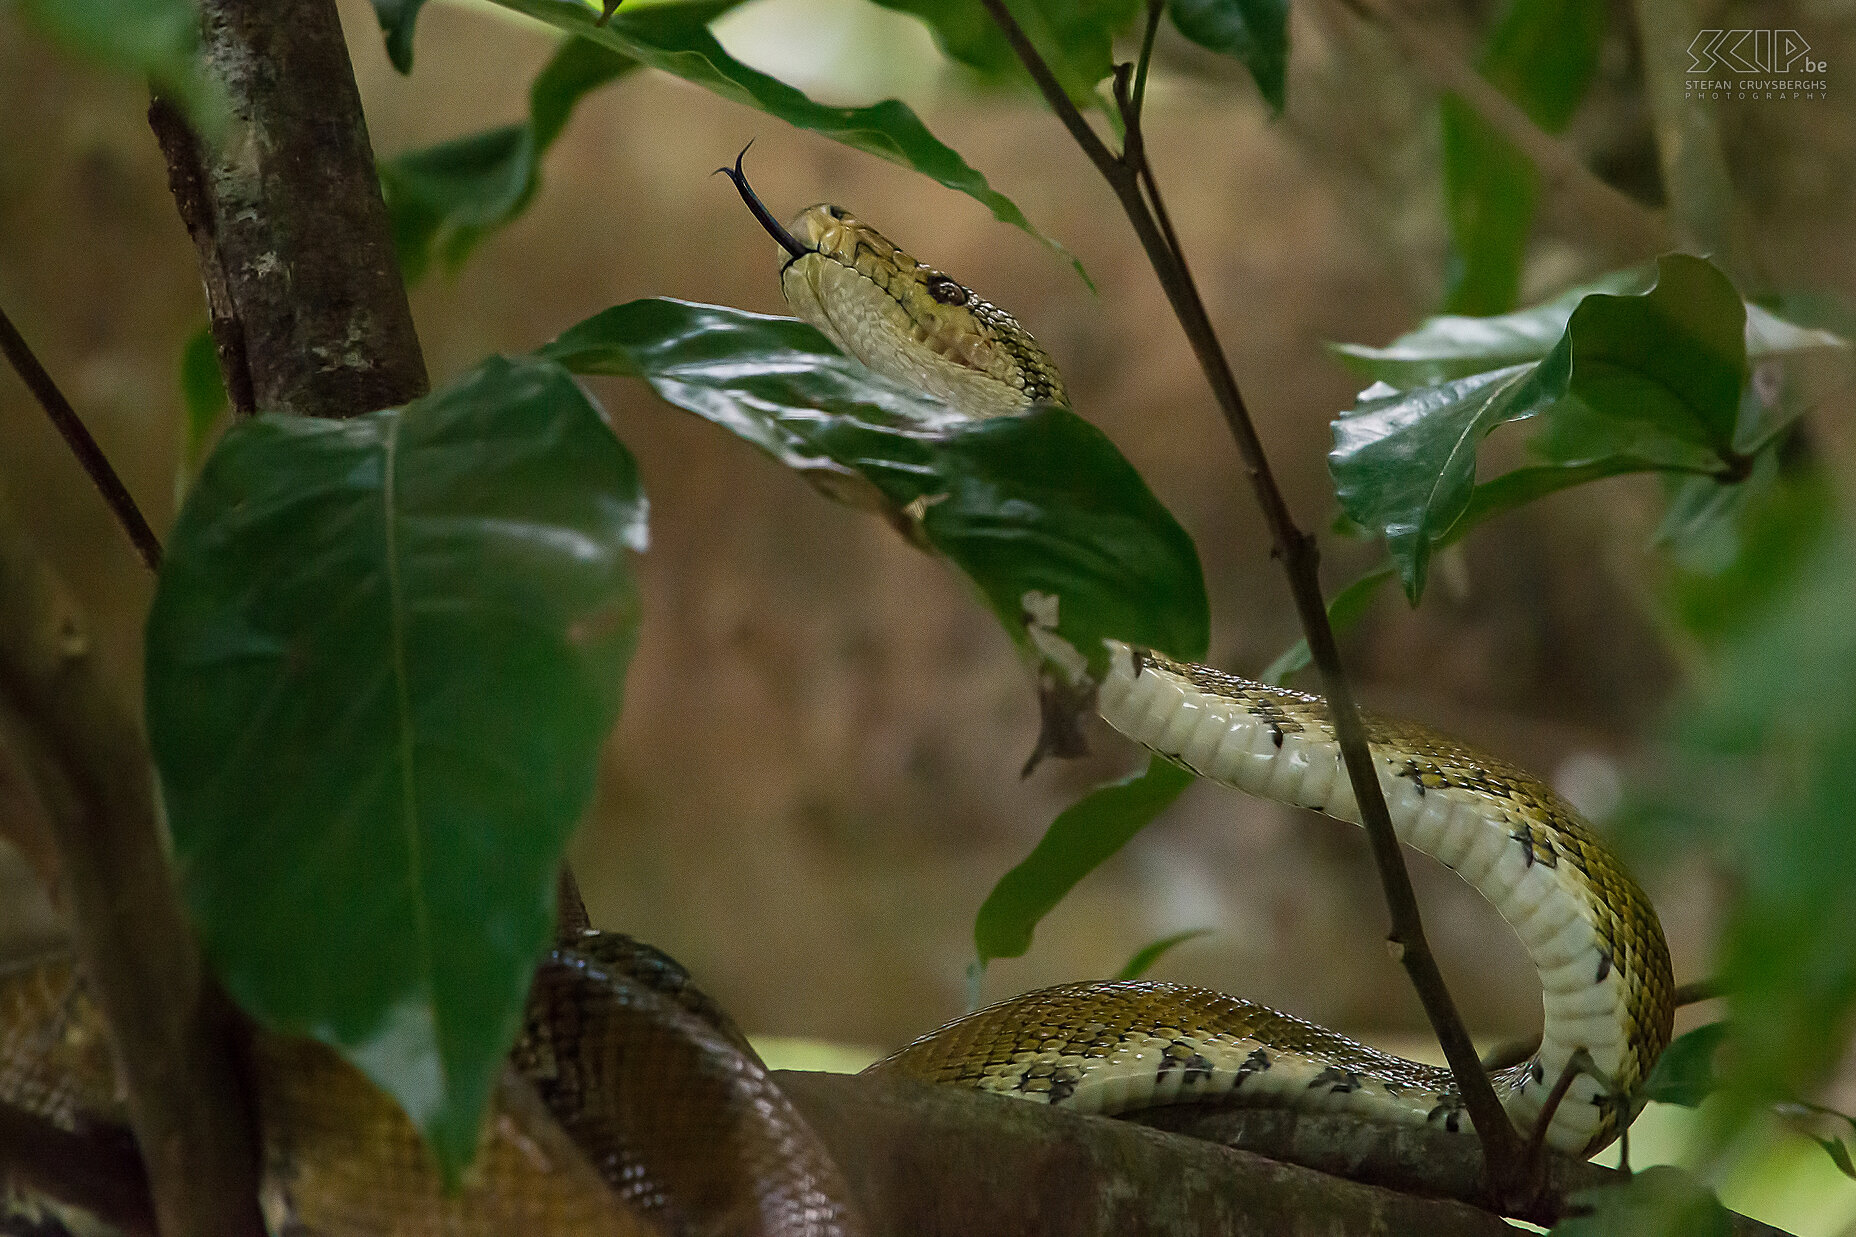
[1553,1166,1733,1237]
[975,758,1194,964]
[371,0,429,73]
[1439,0,1605,314]
[16,0,225,137]
[1115,927,1213,980]
[1642,1021,1728,1107]
[541,297,1209,672]
[177,324,228,491]
[869,0,1140,104]
[1330,267,1652,387]
[146,355,646,1181]
[1169,0,1289,113]
[485,0,1073,268]
[1332,255,1765,600]
[1773,1103,1856,1182]
[1259,562,1395,684]
[381,33,640,280]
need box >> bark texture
[150,0,427,420]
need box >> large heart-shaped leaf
[146,355,645,1180]
[485,0,1072,267]
[540,297,1208,672]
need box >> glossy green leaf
[485,0,1071,266]
[1775,1104,1856,1181]
[540,297,1209,672]
[870,0,1140,103]
[1329,267,1651,387]
[371,0,429,73]
[146,355,646,1181]
[1553,1166,1732,1237]
[1115,927,1213,980]
[15,0,224,136]
[177,324,228,492]
[1642,1021,1728,1107]
[1169,0,1289,113]
[975,758,1194,964]
[1331,256,1775,600]
[1440,0,1606,313]
[382,33,641,281]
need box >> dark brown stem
[1523,1048,1594,1169]
[0,308,163,573]
[0,502,265,1237]
[980,0,1526,1197]
[0,1099,158,1237]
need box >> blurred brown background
[2,0,1851,1062]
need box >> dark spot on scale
[1446,1111,1462,1133]
[1131,647,1147,677]
[1531,1061,1546,1085]
[1270,727,1284,748]
[1049,1067,1081,1105]
[1595,949,1612,983]
[926,274,967,305]
[1308,1066,1365,1094]
[1233,1047,1272,1088]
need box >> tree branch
[0,308,163,572]
[0,497,264,1237]
[148,0,428,419]
[979,0,1528,1197]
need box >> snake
[721,158,1675,1159]
[0,167,1673,1236]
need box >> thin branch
[980,0,1528,1197]
[1675,976,1725,1007]
[0,498,265,1237]
[1130,0,1165,125]
[0,308,163,572]
[1330,0,1667,260]
[0,1098,157,1237]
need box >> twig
[979,0,1528,1198]
[0,499,265,1237]
[1523,1048,1595,1170]
[1674,976,1725,1006]
[0,1098,157,1237]
[1329,0,1666,260]
[0,308,163,573]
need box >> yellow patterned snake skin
[729,174,1675,1158]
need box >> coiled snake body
[0,178,1673,1237]
[738,180,1674,1158]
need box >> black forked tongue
[717,143,811,262]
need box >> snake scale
[0,168,1672,1235]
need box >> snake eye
[926,275,967,306]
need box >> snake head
[775,204,1067,418]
